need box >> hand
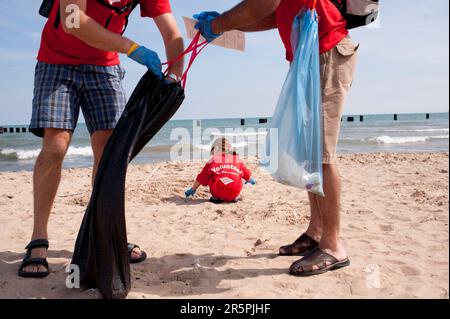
[193,11,223,43]
[128,46,162,79]
[185,188,196,198]
[245,178,256,185]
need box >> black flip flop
[279,233,319,256]
[289,248,350,277]
[18,239,50,278]
[128,243,147,264]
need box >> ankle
[319,235,341,251]
[305,228,322,242]
[31,232,48,241]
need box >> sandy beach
[0,152,448,299]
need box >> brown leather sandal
[279,233,319,256]
[289,248,350,277]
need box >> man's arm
[212,0,281,34]
[153,13,184,78]
[237,13,277,32]
[60,0,134,54]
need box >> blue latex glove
[128,46,162,79]
[185,188,196,198]
[245,178,256,185]
[193,11,223,43]
[193,11,220,21]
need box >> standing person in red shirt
[193,0,359,276]
[19,0,184,278]
[185,138,256,203]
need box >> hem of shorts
[88,124,119,134]
[29,122,74,137]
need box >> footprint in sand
[379,224,394,232]
[400,265,421,276]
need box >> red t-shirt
[196,154,252,202]
[276,0,348,61]
[37,0,172,66]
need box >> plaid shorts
[30,62,127,137]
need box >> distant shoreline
[0,112,448,127]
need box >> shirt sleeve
[140,0,172,18]
[241,163,252,181]
[196,163,211,186]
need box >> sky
[0,0,448,125]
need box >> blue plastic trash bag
[262,8,324,196]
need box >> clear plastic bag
[263,9,324,196]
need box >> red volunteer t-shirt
[276,0,348,61]
[196,154,252,202]
[37,0,172,66]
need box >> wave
[211,131,268,137]
[193,141,249,151]
[367,135,449,145]
[385,128,449,133]
[0,146,93,160]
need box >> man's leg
[305,192,323,242]
[22,129,72,273]
[288,36,358,274]
[90,129,113,186]
[315,164,346,260]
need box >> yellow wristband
[127,43,140,56]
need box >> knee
[40,140,69,165]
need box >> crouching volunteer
[193,0,360,276]
[19,0,184,278]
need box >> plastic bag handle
[162,32,208,88]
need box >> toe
[131,247,142,260]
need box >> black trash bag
[71,71,185,299]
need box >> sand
[0,152,448,299]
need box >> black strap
[25,239,49,250]
[96,0,139,31]
[329,0,347,17]
[54,4,61,29]
[122,0,140,34]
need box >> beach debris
[58,191,87,198]
[215,209,224,216]
[254,239,263,247]
[140,164,161,188]
[192,258,201,269]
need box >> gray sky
[0,0,448,125]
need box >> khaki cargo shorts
[320,36,359,164]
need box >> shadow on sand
[0,250,288,298]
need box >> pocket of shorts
[335,37,360,57]
[336,38,359,88]
[116,65,126,80]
